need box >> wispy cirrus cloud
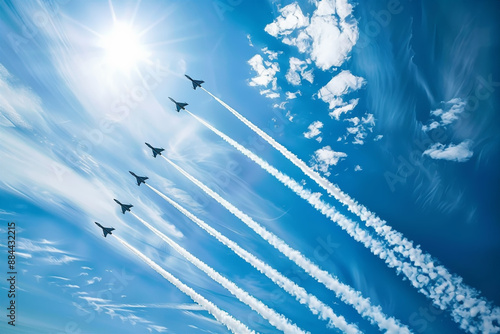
[0,64,47,130]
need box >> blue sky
[0,0,499,333]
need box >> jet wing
[185,75,204,89]
[153,148,165,157]
[194,80,204,89]
[176,103,188,112]
[103,227,115,238]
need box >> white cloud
[318,70,365,110]
[79,296,111,304]
[148,325,168,333]
[248,54,279,87]
[423,140,473,162]
[87,276,103,285]
[262,47,281,61]
[310,146,347,176]
[259,89,280,99]
[286,91,301,100]
[247,34,254,47]
[304,0,358,70]
[45,255,80,265]
[354,165,362,171]
[329,98,359,120]
[264,3,309,37]
[265,0,358,70]
[345,116,360,126]
[339,113,376,145]
[304,121,323,139]
[248,54,280,98]
[422,98,466,132]
[273,101,288,109]
[374,135,383,141]
[285,57,314,85]
[18,238,67,254]
[16,252,32,259]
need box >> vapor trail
[146,184,361,334]
[184,111,411,334]
[200,89,500,333]
[130,212,306,334]
[113,235,255,334]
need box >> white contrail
[113,235,255,334]
[146,184,362,334]
[130,212,307,334]
[184,111,411,334]
[200,90,500,333]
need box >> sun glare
[102,22,148,72]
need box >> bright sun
[102,22,148,72]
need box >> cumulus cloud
[354,165,362,171]
[303,121,323,139]
[286,91,301,100]
[423,140,474,162]
[318,70,365,110]
[264,3,309,37]
[262,47,281,61]
[310,146,347,176]
[329,98,359,120]
[340,113,376,145]
[265,0,358,70]
[422,98,466,132]
[286,57,314,85]
[248,54,279,88]
[248,52,280,98]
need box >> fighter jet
[95,222,115,238]
[145,142,164,158]
[129,171,148,186]
[185,75,204,90]
[114,199,133,214]
[168,97,188,112]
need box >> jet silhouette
[168,97,188,112]
[129,171,148,186]
[95,222,115,238]
[114,199,133,214]
[145,142,164,158]
[185,75,204,90]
